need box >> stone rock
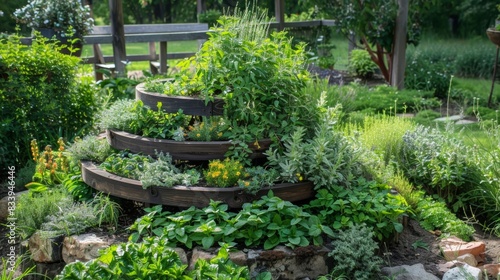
[439,261,459,274]
[480,264,500,278]
[189,247,216,270]
[381,263,440,280]
[29,231,64,263]
[442,264,483,280]
[173,247,188,265]
[229,250,247,266]
[62,234,111,264]
[440,236,486,261]
[455,119,477,125]
[434,115,464,122]
[0,190,29,221]
[249,245,328,280]
[456,253,478,267]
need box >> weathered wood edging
[81,160,315,208]
[106,129,271,160]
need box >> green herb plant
[129,192,334,250]
[348,49,377,79]
[140,153,200,189]
[54,237,258,280]
[305,179,408,240]
[326,224,384,280]
[100,151,153,180]
[417,196,474,241]
[14,188,73,239]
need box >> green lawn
[80,40,200,72]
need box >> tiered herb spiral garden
[50,10,409,279]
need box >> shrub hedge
[0,34,98,178]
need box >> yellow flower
[236,171,241,176]
[244,181,250,187]
[196,133,201,138]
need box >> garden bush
[400,125,483,210]
[348,49,377,79]
[405,50,453,99]
[0,34,99,178]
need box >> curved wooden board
[81,161,315,208]
[106,130,272,160]
[135,82,225,116]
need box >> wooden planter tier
[107,130,272,160]
[81,161,315,208]
[136,82,225,116]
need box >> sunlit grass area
[80,40,200,72]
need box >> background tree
[327,0,430,82]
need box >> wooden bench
[82,23,209,80]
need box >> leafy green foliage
[305,179,408,241]
[417,197,474,241]
[327,224,384,280]
[40,201,99,237]
[15,189,73,239]
[186,116,229,141]
[100,151,153,180]
[97,99,137,132]
[128,101,188,139]
[192,244,250,279]
[345,114,416,165]
[92,193,122,230]
[405,51,454,98]
[129,192,334,250]
[400,125,482,209]
[0,34,99,173]
[237,166,280,195]
[55,236,191,280]
[197,9,222,28]
[348,49,377,79]
[96,71,140,101]
[266,107,364,191]
[67,135,114,164]
[140,153,200,189]
[54,237,256,280]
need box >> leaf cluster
[129,192,334,250]
[0,34,98,171]
[100,151,153,180]
[55,237,253,280]
[327,224,384,280]
[67,135,113,164]
[348,49,377,79]
[400,125,482,209]
[14,188,72,239]
[266,107,364,191]
[140,153,200,189]
[417,196,474,241]
[306,179,408,241]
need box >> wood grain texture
[135,82,225,116]
[81,161,315,208]
[106,130,271,160]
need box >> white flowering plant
[13,0,94,37]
